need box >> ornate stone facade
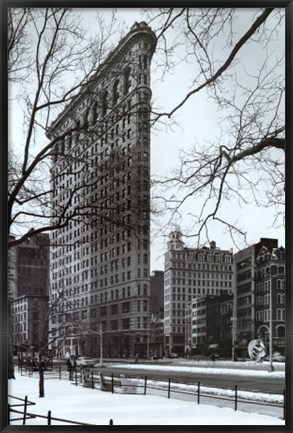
[164,227,234,356]
[47,23,157,358]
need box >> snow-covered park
[8,371,285,426]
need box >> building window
[90,308,97,318]
[123,67,131,95]
[111,304,118,315]
[113,79,119,105]
[101,90,108,116]
[122,318,130,329]
[277,325,285,338]
[122,302,130,313]
[111,320,118,331]
[281,309,285,320]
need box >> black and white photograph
[3,3,290,429]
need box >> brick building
[255,245,285,355]
[9,234,50,354]
[234,238,279,357]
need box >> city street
[50,357,285,394]
[95,365,285,394]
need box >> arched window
[277,326,285,338]
[258,325,269,339]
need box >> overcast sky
[102,8,285,270]
[9,7,285,271]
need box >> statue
[248,339,266,362]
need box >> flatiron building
[48,22,157,358]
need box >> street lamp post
[268,275,274,372]
[231,316,237,362]
[226,301,237,361]
[99,323,103,367]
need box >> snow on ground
[105,363,285,378]
[173,359,285,370]
[8,373,284,426]
[124,378,284,404]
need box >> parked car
[263,352,285,362]
[272,352,285,362]
[76,357,98,367]
[169,353,178,358]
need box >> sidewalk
[144,383,284,420]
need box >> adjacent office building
[190,293,233,356]
[164,227,234,356]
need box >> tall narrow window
[101,90,108,116]
[123,67,131,95]
[67,132,72,151]
[92,101,98,123]
[113,79,119,106]
[60,137,65,155]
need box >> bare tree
[7,7,126,381]
[8,8,155,378]
[8,8,33,81]
[8,8,153,252]
[8,8,123,249]
[145,7,285,247]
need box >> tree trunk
[39,354,45,397]
[8,332,15,379]
[8,308,15,379]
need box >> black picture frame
[1,1,292,432]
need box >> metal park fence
[8,395,96,426]
[17,364,285,422]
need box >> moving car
[75,357,98,367]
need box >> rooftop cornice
[47,22,157,138]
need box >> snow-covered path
[8,373,285,426]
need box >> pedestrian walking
[67,355,76,381]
